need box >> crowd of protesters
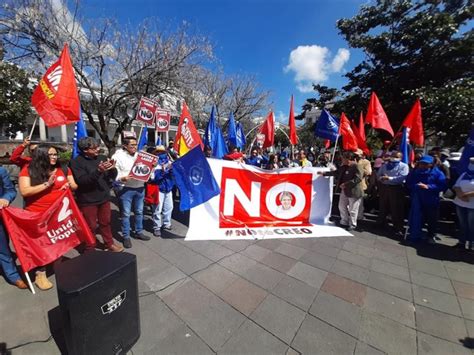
[0,136,472,291]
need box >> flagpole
[137,123,144,146]
[386,124,404,152]
[28,117,38,140]
[330,134,340,165]
[24,272,36,294]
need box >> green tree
[0,46,33,137]
[335,0,473,145]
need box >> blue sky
[81,0,367,123]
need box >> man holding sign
[112,138,151,248]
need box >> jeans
[119,187,144,238]
[338,192,362,228]
[0,222,21,283]
[456,205,474,244]
[152,191,173,232]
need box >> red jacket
[144,183,160,205]
[10,145,32,168]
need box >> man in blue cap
[405,155,447,244]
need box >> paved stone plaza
[1,200,473,355]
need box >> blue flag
[236,122,246,150]
[138,125,148,151]
[156,133,162,146]
[227,111,237,148]
[458,127,474,173]
[72,106,88,158]
[400,127,409,164]
[172,146,221,211]
[213,125,228,159]
[314,109,339,141]
[204,106,217,149]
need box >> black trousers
[378,184,405,232]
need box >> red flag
[401,99,424,146]
[339,113,358,151]
[365,92,394,136]
[358,111,366,141]
[351,120,370,155]
[288,95,298,145]
[174,101,203,156]
[259,111,275,149]
[31,43,80,127]
[1,190,95,272]
[324,139,331,149]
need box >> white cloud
[284,45,350,93]
[331,48,350,72]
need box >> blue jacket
[406,167,447,204]
[151,166,175,193]
[0,167,17,203]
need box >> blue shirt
[377,161,409,185]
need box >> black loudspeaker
[55,251,140,355]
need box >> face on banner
[155,108,171,132]
[219,167,313,228]
[136,97,157,126]
[129,151,158,182]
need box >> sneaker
[35,271,53,290]
[426,238,436,245]
[162,225,173,231]
[134,233,151,241]
[153,230,161,237]
[107,244,124,253]
[123,238,132,249]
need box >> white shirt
[111,149,144,188]
[453,173,474,209]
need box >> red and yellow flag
[174,101,203,156]
[31,43,80,127]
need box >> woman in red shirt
[19,144,78,290]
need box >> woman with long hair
[265,154,280,170]
[18,144,78,290]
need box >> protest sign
[136,97,157,127]
[186,159,351,240]
[129,151,158,182]
[155,108,171,132]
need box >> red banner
[129,151,158,182]
[219,167,313,228]
[155,108,171,132]
[136,97,157,127]
[1,190,95,272]
[31,43,80,127]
